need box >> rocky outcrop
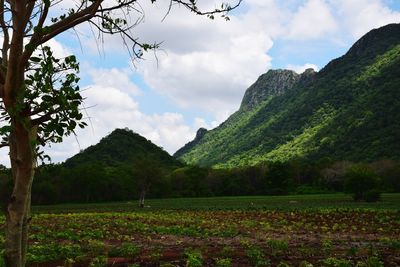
[240,69,300,110]
[174,128,208,158]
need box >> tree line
[1,158,398,206]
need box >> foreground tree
[0,0,240,266]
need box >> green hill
[65,128,181,169]
[175,23,400,168]
[32,128,182,204]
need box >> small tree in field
[344,164,381,202]
[132,157,163,208]
[0,1,240,266]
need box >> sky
[1,0,400,165]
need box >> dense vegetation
[0,128,183,205]
[2,155,399,205]
[176,23,400,168]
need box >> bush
[344,165,381,201]
[364,190,381,202]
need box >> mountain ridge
[175,23,400,168]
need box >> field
[1,194,400,266]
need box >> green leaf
[30,57,42,63]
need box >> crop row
[0,209,399,266]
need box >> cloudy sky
[1,0,400,165]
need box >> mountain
[31,128,182,204]
[65,128,181,169]
[175,23,400,168]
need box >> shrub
[344,164,381,201]
[321,257,352,267]
[246,246,270,267]
[364,189,381,202]
[356,256,384,267]
[216,258,232,267]
[110,243,141,258]
[184,249,203,267]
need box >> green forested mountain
[175,23,400,168]
[65,128,181,169]
[29,128,182,204]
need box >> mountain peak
[65,128,181,168]
[173,127,208,158]
[322,23,400,74]
[195,127,208,140]
[240,69,300,110]
[347,23,400,57]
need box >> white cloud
[38,67,201,163]
[134,3,273,120]
[332,0,400,39]
[287,0,338,40]
[88,67,141,96]
[286,63,319,74]
[44,39,72,58]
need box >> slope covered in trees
[30,128,182,204]
[64,128,181,168]
[175,23,400,168]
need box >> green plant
[149,247,162,262]
[344,165,381,201]
[322,239,333,253]
[299,261,314,267]
[85,240,106,257]
[64,258,76,267]
[246,246,270,267]
[89,256,107,267]
[346,246,358,257]
[216,258,232,267]
[220,246,235,257]
[0,250,5,267]
[184,249,203,267]
[356,256,384,267]
[266,239,289,256]
[321,257,352,267]
[277,261,292,267]
[118,243,141,258]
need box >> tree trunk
[139,189,146,208]
[5,123,36,267]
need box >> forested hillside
[65,128,181,168]
[29,128,182,204]
[175,23,400,168]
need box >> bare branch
[40,0,102,43]
[20,0,103,67]
[96,0,138,13]
[172,0,242,16]
[36,0,50,32]
[0,142,9,149]
[162,1,174,22]
[23,0,36,32]
[0,0,10,65]
[31,113,52,126]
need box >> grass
[31,193,400,214]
